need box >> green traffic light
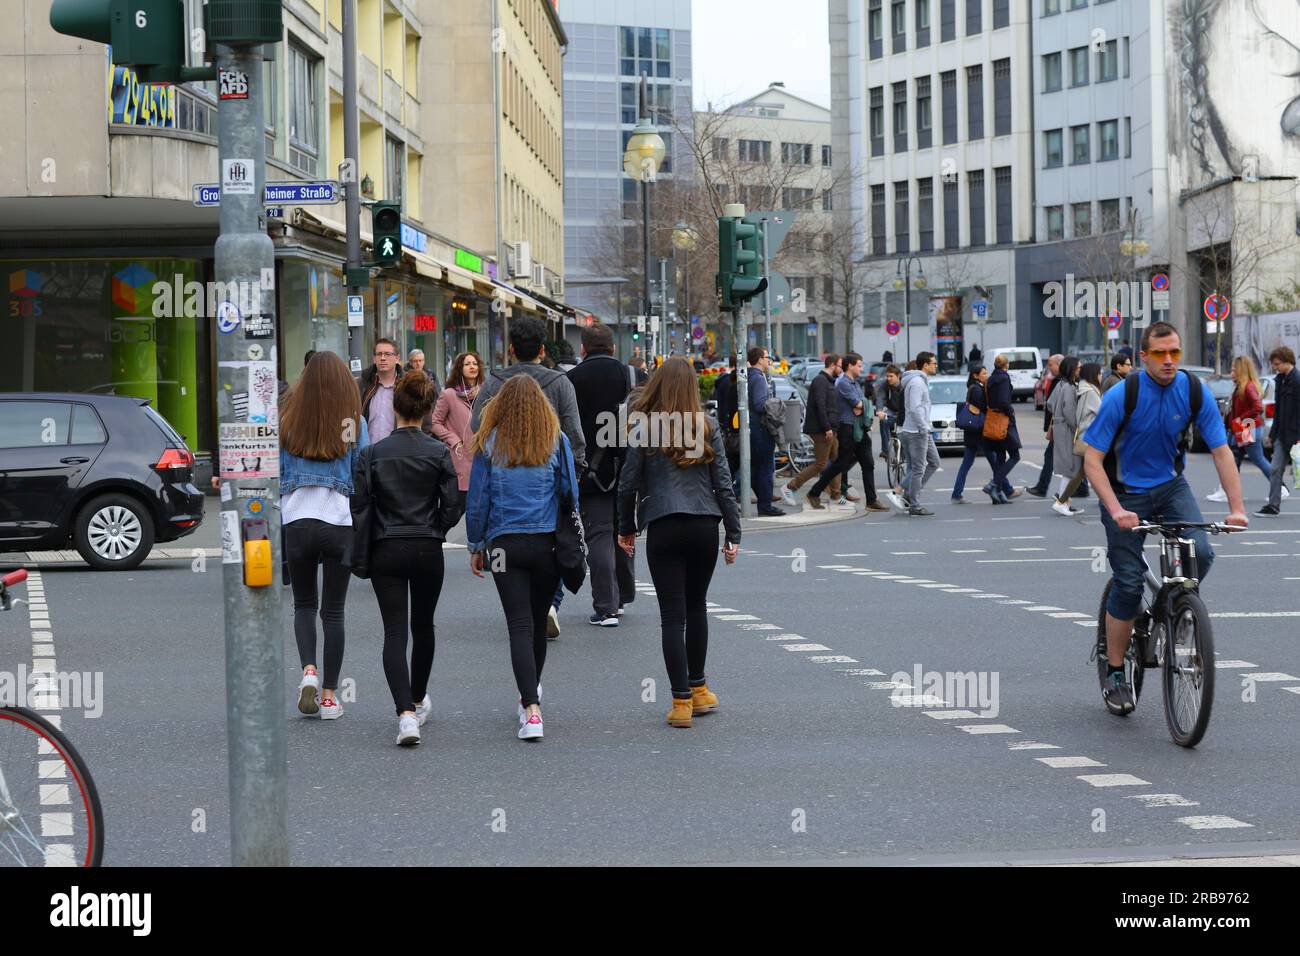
[370,201,403,267]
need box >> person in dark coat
[984,353,1022,504]
[968,344,983,367]
[950,364,998,503]
[1261,345,1300,515]
[881,349,894,363]
[713,357,740,492]
[781,354,845,504]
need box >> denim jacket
[280,418,369,496]
[465,431,579,553]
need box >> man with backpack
[1082,322,1247,716]
[747,347,786,516]
[805,353,890,514]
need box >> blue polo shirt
[1082,369,1226,492]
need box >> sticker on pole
[347,295,364,328]
[216,301,242,333]
[1204,293,1230,322]
[222,159,256,195]
[219,423,280,479]
[219,69,249,100]
[885,320,902,337]
[220,510,242,565]
[244,312,274,340]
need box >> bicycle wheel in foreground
[1162,591,1214,748]
[0,708,103,866]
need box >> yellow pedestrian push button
[241,517,273,588]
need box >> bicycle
[0,569,104,866]
[1092,520,1242,748]
[882,415,906,495]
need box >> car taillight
[155,448,194,471]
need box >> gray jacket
[899,369,931,433]
[616,421,741,545]
[470,362,586,469]
[1048,378,1080,476]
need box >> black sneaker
[588,613,619,627]
[1254,504,1280,517]
[1103,670,1136,716]
[908,506,934,516]
[1026,487,1048,498]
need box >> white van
[987,347,1044,402]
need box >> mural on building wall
[1178,0,1300,182]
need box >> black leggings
[489,533,560,707]
[646,514,721,698]
[285,519,352,690]
[370,538,445,715]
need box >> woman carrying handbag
[1054,362,1102,515]
[616,358,742,729]
[983,354,1022,504]
[1046,357,1083,515]
[951,364,998,503]
[1207,355,1279,502]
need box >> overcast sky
[691,0,831,110]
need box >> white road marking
[1024,605,1064,612]
[1077,773,1151,788]
[1047,612,1092,619]
[1215,553,1291,559]
[705,607,739,613]
[968,593,1008,599]
[765,634,808,641]
[1129,794,1199,808]
[866,680,912,690]
[1283,687,1300,695]
[739,623,782,631]
[924,710,983,720]
[978,557,1092,564]
[781,644,831,652]
[1010,547,1046,552]
[1009,742,1060,750]
[950,549,987,553]
[1214,660,1258,669]
[1211,611,1300,618]
[1036,756,1106,769]
[833,553,870,557]
[917,583,958,588]
[997,599,1032,605]
[40,814,73,837]
[714,614,759,621]
[943,588,982,593]
[836,668,885,676]
[1176,815,1253,830]
[989,516,1045,521]
[892,694,950,706]
[39,785,71,806]
[893,578,934,584]
[956,724,1020,734]
[1240,672,1300,682]
[891,551,926,556]
[807,655,858,664]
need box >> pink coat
[431,387,476,491]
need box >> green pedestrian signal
[715,215,767,310]
[370,202,402,267]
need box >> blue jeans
[952,445,998,498]
[1231,425,1272,480]
[993,447,1020,492]
[1099,476,1214,621]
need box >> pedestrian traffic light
[716,215,767,310]
[371,202,402,267]
[51,0,187,83]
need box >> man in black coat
[1260,345,1299,516]
[781,354,849,504]
[713,356,740,493]
[568,324,636,624]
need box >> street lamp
[671,221,698,355]
[893,256,927,358]
[623,74,665,360]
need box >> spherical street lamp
[623,119,665,183]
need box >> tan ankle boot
[691,684,718,714]
[667,697,693,727]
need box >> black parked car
[0,394,204,570]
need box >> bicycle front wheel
[0,708,104,866]
[1162,591,1215,748]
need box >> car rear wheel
[73,494,154,571]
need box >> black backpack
[1102,370,1202,493]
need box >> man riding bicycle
[1081,321,1248,716]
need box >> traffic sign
[1104,311,1123,330]
[635,316,646,333]
[885,319,902,337]
[692,326,704,339]
[1204,293,1230,322]
[1151,273,1169,292]
[971,299,988,321]
[192,180,343,207]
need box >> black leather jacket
[352,427,463,540]
[616,421,741,545]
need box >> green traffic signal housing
[716,215,767,310]
[50,0,222,83]
[370,202,403,267]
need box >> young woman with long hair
[280,351,368,721]
[431,351,484,510]
[950,364,998,503]
[1047,356,1083,515]
[352,371,463,746]
[1207,354,1280,502]
[466,374,579,742]
[617,358,741,728]
[1055,361,1103,513]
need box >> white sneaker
[1051,500,1074,517]
[1283,485,1291,500]
[517,684,541,724]
[396,714,421,746]
[319,695,343,720]
[414,694,432,727]
[1206,487,1227,503]
[884,491,906,511]
[518,712,544,740]
[781,483,799,507]
[546,606,561,639]
[297,672,321,715]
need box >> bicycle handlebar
[1,569,27,588]
[1133,521,1245,535]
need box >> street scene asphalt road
[6,419,1299,866]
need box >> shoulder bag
[983,408,1009,442]
[554,439,588,594]
[956,388,985,431]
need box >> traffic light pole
[214,42,290,867]
[342,0,365,375]
[760,218,773,357]
[734,307,754,518]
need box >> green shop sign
[454,249,483,274]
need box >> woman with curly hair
[617,358,742,728]
[466,374,580,742]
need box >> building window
[1071,123,1090,163]
[870,87,885,156]
[1100,198,1121,231]
[966,64,983,140]
[892,1,907,53]
[712,137,729,160]
[288,44,320,153]
[1123,36,1130,77]
[1097,39,1118,82]
[993,59,1011,136]
[738,139,771,163]
[1043,0,1060,14]
[822,144,833,166]
[968,169,985,246]
[386,135,404,209]
[916,0,931,47]
[1069,0,1087,9]
[1072,203,1092,237]
[943,179,959,247]
[781,142,813,165]
[940,0,956,41]
[918,178,934,251]
[782,187,814,209]
[1042,52,1062,92]
[1125,116,1132,157]
[1044,129,1063,167]
[994,166,1011,244]
[916,75,932,149]
[871,184,887,255]
[894,180,910,253]
[993,0,1009,29]
[1046,205,1064,241]
[940,70,957,144]
[893,81,909,152]
[619,26,671,78]
[1098,119,1119,161]
[965,0,981,35]
[822,189,834,211]
[1069,46,1089,86]
[869,0,884,59]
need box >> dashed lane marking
[1008,741,1059,750]
[1240,672,1300,682]
[1214,660,1258,669]
[1024,605,1065,612]
[1077,774,1150,788]
[1036,756,1106,769]
[977,557,1092,564]
[924,710,984,720]
[1130,794,1200,809]
[738,623,782,631]
[714,614,760,621]
[1211,611,1300,618]
[1176,815,1253,830]
[956,724,1020,735]
[835,668,885,677]
[892,694,950,706]
[807,655,858,664]
[781,644,831,652]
